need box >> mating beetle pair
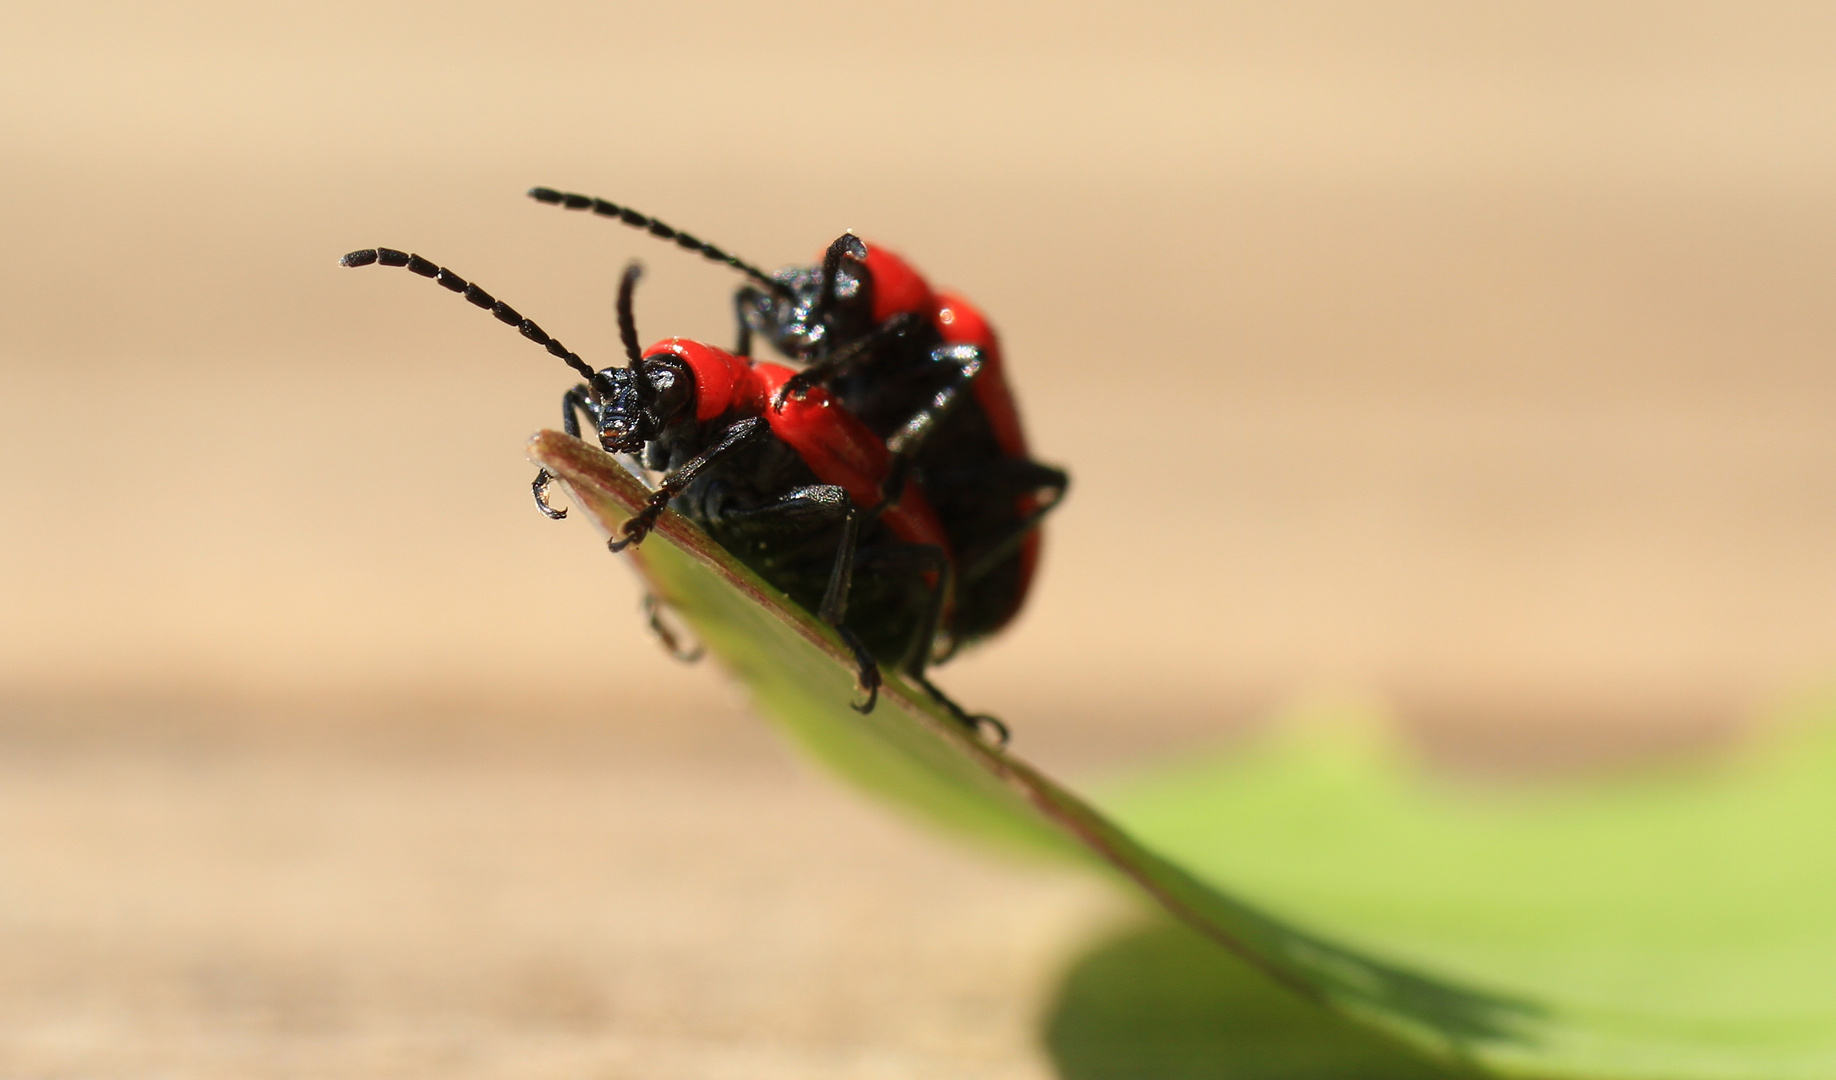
[526,189,1068,653]
[343,191,1066,736]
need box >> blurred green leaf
[1097,711,1836,1079]
[532,431,1832,1079]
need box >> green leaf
[1095,709,1836,1079]
[535,431,1836,1078]
[529,431,1542,1070]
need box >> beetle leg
[642,592,704,663]
[876,543,1010,745]
[774,312,926,407]
[745,488,880,713]
[534,384,601,519]
[861,342,989,505]
[785,338,989,506]
[814,502,885,714]
[852,538,1006,743]
[702,484,883,711]
[931,459,1071,586]
[532,471,564,519]
[849,543,951,678]
[609,416,769,551]
[732,286,763,357]
[808,232,869,339]
[814,500,860,625]
[882,344,984,458]
[913,675,1010,747]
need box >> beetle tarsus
[914,674,1007,745]
[972,712,1011,747]
[837,626,883,714]
[643,593,704,663]
[532,468,568,519]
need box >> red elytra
[642,337,954,561]
[848,246,1039,628]
[857,247,1027,459]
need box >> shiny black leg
[533,384,600,519]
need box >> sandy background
[5,2,1836,1075]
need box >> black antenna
[340,248,596,382]
[528,187,792,297]
[615,262,644,366]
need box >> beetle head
[588,354,693,455]
[752,233,874,359]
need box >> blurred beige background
[5,2,1836,1075]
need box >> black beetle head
[590,355,694,454]
[753,237,874,360]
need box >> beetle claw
[532,468,568,520]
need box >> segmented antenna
[615,262,644,366]
[339,248,596,381]
[528,187,791,296]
